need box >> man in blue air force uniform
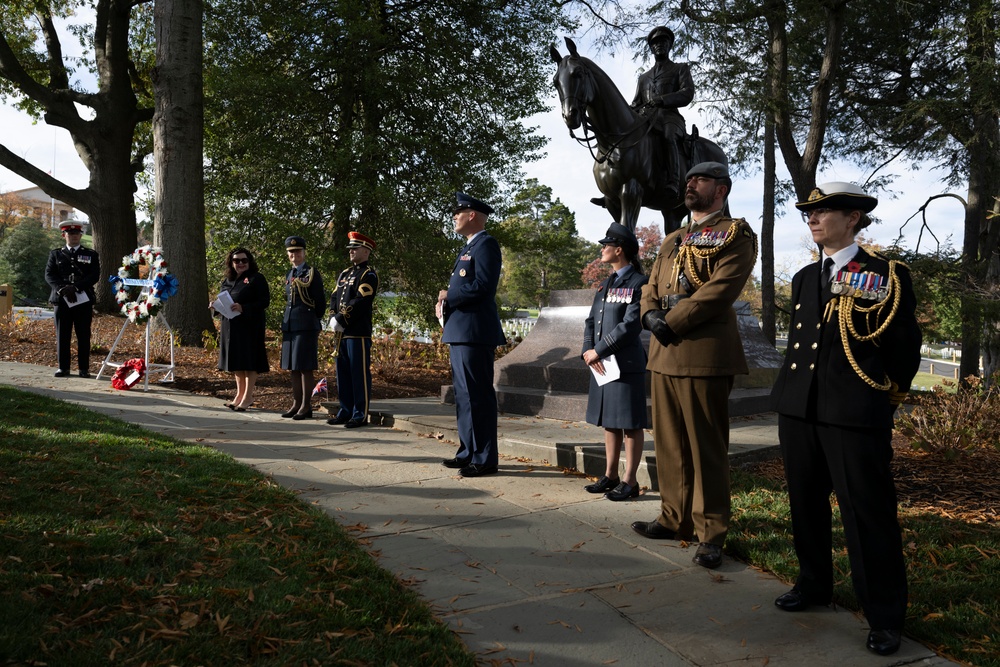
[326,231,379,428]
[45,221,101,378]
[435,192,507,477]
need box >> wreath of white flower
[110,245,179,324]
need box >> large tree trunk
[152,0,212,345]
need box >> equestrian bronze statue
[550,35,728,234]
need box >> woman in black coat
[210,247,271,410]
[581,224,649,501]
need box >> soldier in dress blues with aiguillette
[326,231,379,429]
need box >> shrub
[896,375,1000,456]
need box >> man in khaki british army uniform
[634,162,757,569]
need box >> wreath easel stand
[97,302,176,390]
[96,246,178,391]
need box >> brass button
[796,323,802,330]
[793,343,800,350]
[816,323,821,329]
[795,303,801,310]
[811,343,818,350]
[790,363,797,370]
[809,363,815,370]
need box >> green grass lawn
[0,385,474,666]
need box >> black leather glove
[57,285,77,303]
[642,310,678,346]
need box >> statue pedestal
[441,289,783,420]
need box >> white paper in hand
[64,290,90,308]
[591,354,621,386]
[212,290,240,319]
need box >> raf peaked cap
[598,223,639,255]
[453,192,494,216]
[285,236,307,250]
[796,182,878,213]
[59,220,84,233]
[647,26,674,44]
[686,161,730,180]
[347,231,376,251]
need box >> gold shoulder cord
[834,259,906,391]
[675,219,758,289]
[292,268,316,308]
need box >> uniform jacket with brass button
[640,214,757,377]
[329,261,378,337]
[770,248,921,429]
[582,267,649,373]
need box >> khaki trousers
[650,373,734,545]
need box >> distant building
[2,186,81,230]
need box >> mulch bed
[4,313,997,525]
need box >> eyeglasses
[232,257,249,264]
[800,208,837,223]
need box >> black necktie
[822,257,834,287]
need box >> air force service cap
[453,192,494,216]
[284,236,307,250]
[598,223,639,255]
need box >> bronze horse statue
[550,38,728,234]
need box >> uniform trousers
[779,414,907,630]
[449,344,498,467]
[651,373,733,545]
[334,337,372,421]
[54,301,93,373]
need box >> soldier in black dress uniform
[210,248,271,411]
[582,223,649,501]
[280,236,326,420]
[44,221,101,378]
[770,182,922,657]
[326,231,379,428]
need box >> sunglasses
[233,257,249,264]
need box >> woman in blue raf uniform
[582,224,650,501]
[211,248,271,411]
[280,236,326,420]
[770,182,921,657]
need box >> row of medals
[683,230,728,247]
[830,270,889,302]
[605,287,635,303]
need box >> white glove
[333,318,345,332]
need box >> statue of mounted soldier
[551,27,727,234]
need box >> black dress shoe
[344,418,366,428]
[459,463,498,477]
[605,481,639,501]
[774,588,830,612]
[584,475,620,494]
[442,457,470,469]
[78,371,91,378]
[692,542,723,569]
[867,629,902,656]
[630,520,682,540]
[291,410,313,420]
[54,369,69,378]
[326,415,349,425]
[281,407,300,418]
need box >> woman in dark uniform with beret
[582,224,649,501]
[211,247,271,411]
[280,236,326,420]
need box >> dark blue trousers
[779,414,908,630]
[449,344,498,467]
[334,337,372,421]
[54,301,93,373]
